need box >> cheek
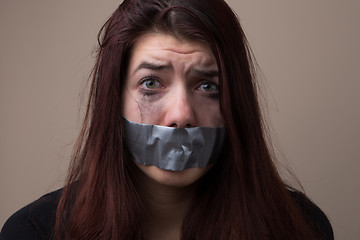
[194,98,223,126]
[138,97,164,124]
[123,92,165,124]
[122,90,141,122]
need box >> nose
[162,87,196,128]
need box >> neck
[134,168,197,239]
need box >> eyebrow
[193,69,219,78]
[132,62,218,78]
[133,62,171,73]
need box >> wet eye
[140,77,162,89]
[198,82,218,93]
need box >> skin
[122,32,222,239]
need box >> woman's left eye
[197,82,219,93]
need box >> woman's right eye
[139,77,162,90]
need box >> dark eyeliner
[197,80,220,99]
[138,75,162,96]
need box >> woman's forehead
[134,32,208,52]
[128,32,218,74]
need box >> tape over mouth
[124,118,225,171]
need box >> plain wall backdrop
[1,1,359,239]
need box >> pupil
[204,84,212,91]
[147,80,154,88]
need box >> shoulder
[0,189,62,240]
[289,189,334,240]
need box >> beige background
[1,0,359,239]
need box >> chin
[136,164,213,188]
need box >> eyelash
[137,76,219,98]
[197,81,219,92]
[138,75,163,96]
[196,81,220,98]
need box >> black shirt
[0,189,334,239]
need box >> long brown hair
[56,0,317,239]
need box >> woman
[1,0,333,239]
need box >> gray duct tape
[124,118,225,171]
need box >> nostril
[168,123,193,128]
[169,123,178,128]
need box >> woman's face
[123,32,222,187]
